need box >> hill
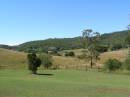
[99,49,128,64]
[101,30,130,45]
[0,48,26,69]
[17,37,83,52]
[0,30,130,52]
[16,30,130,52]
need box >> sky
[0,0,130,45]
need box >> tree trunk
[90,56,93,68]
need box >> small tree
[111,44,123,51]
[95,45,108,53]
[104,59,122,71]
[81,29,100,69]
[65,51,75,57]
[27,53,41,74]
[39,53,53,69]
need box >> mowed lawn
[0,70,130,97]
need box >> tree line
[14,30,130,53]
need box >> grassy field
[56,49,129,68]
[0,48,128,69]
[99,49,128,64]
[0,69,130,97]
[0,48,26,69]
[0,48,130,97]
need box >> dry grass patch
[0,48,26,68]
[99,49,128,64]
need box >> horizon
[0,0,130,45]
[0,29,128,46]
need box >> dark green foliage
[95,45,108,53]
[100,30,130,46]
[17,37,83,52]
[27,53,41,74]
[26,47,38,53]
[39,53,53,69]
[104,59,122,71]
[111,44,123,51]
[64,51,75,57]
[124,59,130,70]
[1,30,130,52]
[0,45,17,50]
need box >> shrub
[124,59,130,70]
[111,44,123,51]
[104,59,122,71]
[39,53,53,69]
[64,51,75,57]
[95,45,108,53]
[27,53,41,74]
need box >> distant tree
[27,53,41,74]
[81,29,100,69]
[65,51,75,57]
[111,43,123,51]
[95,45,108,53]
[39,53,53,69]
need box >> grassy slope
[0,48,26,69]
[0,48,129,69]
[99,49,128,64]
[59,49,128,65]
[0,49,130,97]
[0,69,130,97]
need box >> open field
[0,48,130,97]
[0,48,129,69]
[0,48,26,69]
[56,49,129,68]
[0,69,130,97]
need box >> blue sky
[0,0,130,45]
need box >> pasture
[0,69,130,97]
[0,48,128,69]
[0,48,130,97]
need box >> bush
[64,51,75,57]
[124,59,130,70]
[95,45,108,53]
[39,53,53,69]
[111,44,123,51]
[104,59,122,71]
[27,53,41,74]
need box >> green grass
[0,69,130,97]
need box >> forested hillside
[1,30,130,52]
[101,30,130,45]
[17,37,83,52]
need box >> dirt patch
[97,87,130,95]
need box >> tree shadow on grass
[36,73,54,76]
